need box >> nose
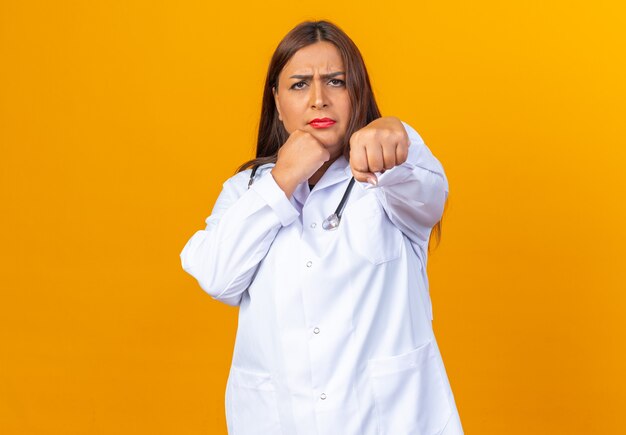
[309,79,328,109]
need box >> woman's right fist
[271,129,331,198]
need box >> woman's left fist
[349,116,410,185]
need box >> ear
[272,86,283,122]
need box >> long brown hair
[236,20,444,252]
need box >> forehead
[281,41,345,75]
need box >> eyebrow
[289,71,346,80]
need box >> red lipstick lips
[309,117,336,129]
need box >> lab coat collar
[292,155,353,206]
[315,154,353,191]
[291,183,308,208]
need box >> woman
[180,20,464,435]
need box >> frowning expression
[273,41,352,160]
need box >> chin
[311,130,342,142]
[318,139,342,151]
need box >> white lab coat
[180,121,464,435]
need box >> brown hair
[236,20,380,172]
[236,19,444,252]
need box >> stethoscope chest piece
[322,213,340,230]
[321,177,356,231]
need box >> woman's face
[273,41,352,160]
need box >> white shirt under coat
[180,121,464,434]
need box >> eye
[290,81,307,90]
[329,78,345,86]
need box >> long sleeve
[180,168,300,307]
[363,121,449,255]
[354,121,448,321]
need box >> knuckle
[370,162,383,172]
[402,145,410,157]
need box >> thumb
[351,168,378,186]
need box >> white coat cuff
[250,171,300,227]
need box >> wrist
[270,167,299,198]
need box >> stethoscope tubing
[247,164,355,230]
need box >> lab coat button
[310,222,317,229]
[313,327,320,334]
[320,393,327,400]
[306,261,313,267]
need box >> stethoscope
[248,164,356,230]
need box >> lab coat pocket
[367,339,452,435]
[229,366,283,435]
[345,193,403,265]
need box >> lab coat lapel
[313,155,352,192]
[291,182,309,212]
[291,155,353,211]
[295,156,359,260]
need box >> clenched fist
[271,129,330,198]
[349,116,410,185]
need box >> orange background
[1,1,625,434]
